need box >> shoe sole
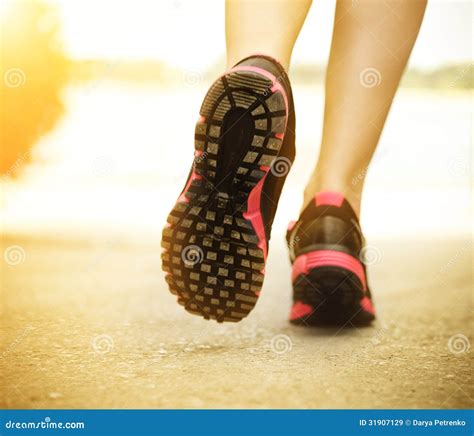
[162,66,288,322]
[291,267,375,326]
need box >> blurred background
[0,0,472,239]
[0,0,472,409]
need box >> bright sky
[48,0,472,70]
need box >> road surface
[1,234,472,408]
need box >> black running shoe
[162,55,296,322]
[286,191,376,326]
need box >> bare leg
[226,0,312,71]
[303,0,427,216]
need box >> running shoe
[286,191,376,326]
[162,55,296,322]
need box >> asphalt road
[1,234,472,408]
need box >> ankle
[302,180,362,218]
[226,50,291,72]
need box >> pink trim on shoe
[243,171,270,261]
[177,170,203,204]
[360,296,375,315]
[292,250,367,290]
[315,191,344,208]
[287,220,297,232]
[289,301,314,320]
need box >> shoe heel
[290,250,375,325]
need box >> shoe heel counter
[294,215,362,257]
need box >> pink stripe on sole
[243,170,270,261]
[177,170,203,204]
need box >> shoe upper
[286,192,376,324]
[286,192,365,266]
